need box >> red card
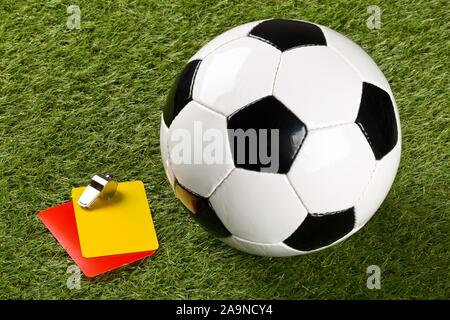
[38,202,155,277]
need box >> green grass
[0,0,448,299]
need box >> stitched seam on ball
[327,45,364,80]
[309,121,353,131]
[226,95,270,120]
[193,99,229,118]
[309,208,351,217]
[248,34,283,52]
[185,101,232,193]
[193,35,248,62]
[189,61,202,99]
[249,34,325,52]
[232,234,296,247]
[356,121,375,153]
[288,128,307,167]
[327,40,392,94]
[162,115,175,187]
[352,162,377,227]
[271,53,282,95]
[356,161,377,205]
[285,174,311,214]
[282,43,326,53]
[208,167,235,199]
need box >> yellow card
[72,181,159,258]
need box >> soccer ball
[160,19,401,256]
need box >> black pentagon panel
[356,82,398,160]
[227,96,307,174]
[163,59,201,127]
[284,208,355,251]
[174,181,231,238]
[249,19,327,51]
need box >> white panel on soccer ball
[273,46,362,129]
[354,143,401,228]
[222,235,303,257]
[160,115,175,189]
[193,37,281,116]
[288,123,376,213]
[189,20,265,62]
[320,25,391,93]
[167,101,234,197]
[210,168,308,243]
